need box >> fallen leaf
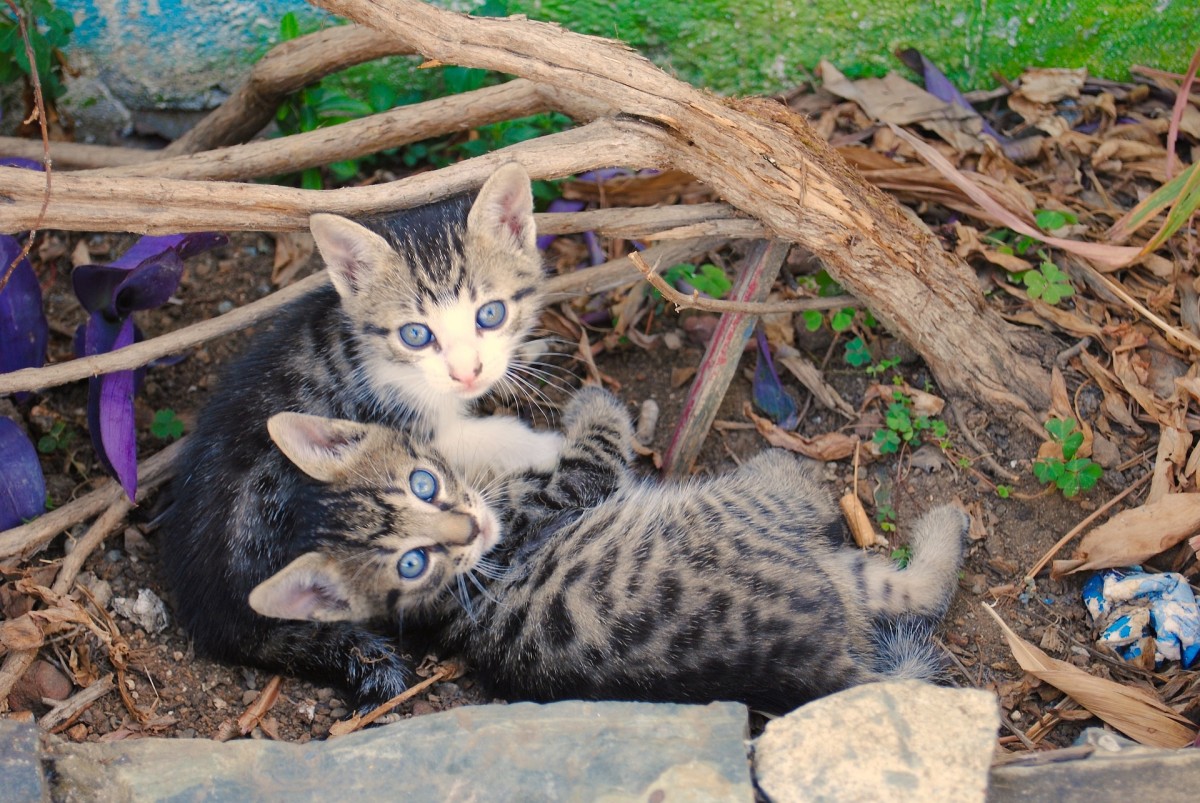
[745,405,857,461]
[271,231,316,287]
[983,604,1195,748]
[1065,493,1200,573]
[0,614,43,651]
[1016,68,1087,104]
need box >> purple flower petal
[752,328,799,430]
[87,317,138,501]
[0,157,44,171]
[582,230,606,266]
[0,235,48,385]
[0,417,46,529]
[577,168,633,183]
[896,48,1006,143]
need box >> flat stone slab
[988,728,1200,803]
[46,700,753,802]
[0,719,46,803]
[754,680,999,803]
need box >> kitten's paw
[520,429,565,473]
[563,387,633,439]
[349,653,414,712]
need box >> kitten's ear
[268,412,372,482]
[309,213,396,298]
[249,552,359,621]
[467,161,537,257]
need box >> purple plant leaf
[536,198,586,250]
[0,157,44,171]
[0,235,48,385]
[86,317,138,500]
[752,328,799,430]
[0,417,46,528]
[577,168,632,183]
[582,230,606,266]
[896,48,1006,143]
[73,232,227,316]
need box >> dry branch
[0,437,185,560]
[0,137,147,169]
[87,80,550,182]
[166,24,413,155]
[0,237,717,397]
[0,119,669,234]
[307,0,1050,423]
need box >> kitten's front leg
[437,414,563,477]
[540,386,635,508]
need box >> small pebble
[213,698,227,710]
[217,300,234,314]
[104,549,123,563]
[329,707,348,720]
[316,687,335,703]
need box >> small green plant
[843,336,872,367]
[1022,257,1074,305]
[1034,208,1078,232]
[36,420,74,455]
[891,544,913,568]
[1032,417,1103,498]
[0,0,74,102]
[877,503,897,534]
[151,409,184,441]
[865,357,900,378]
[660,263,732,299]
[995,484,1011,499]
[870,388,951,456]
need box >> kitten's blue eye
[397,548,428,580]
[399,323,433,348]
[475,301,506,330]
[409,469,438,501]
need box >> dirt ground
[6,220,1183,750]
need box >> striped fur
[257,387,970,713]
[159,164,557,706]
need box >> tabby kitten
[251,388,970,713]
[160,163,559,705]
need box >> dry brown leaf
[1065,493,1200,573]
[1112,340,1171,425]
[889,125,1142,269]
[1018,68,1087,103]
[1079,351,1141,431]
[745,406,857,461]
[775,346,855,418]
[983,604,1195,748]
[0,614,44,651]
[271,231,316,287]
[1148,426,1191,504]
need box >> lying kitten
[160,163,559,705]
[251,388,970,713]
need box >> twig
[0,437,184,560]
[999,709,1039,752]
[1077,262,1200,355]
[90,80,549,182]
[0,0,51,296]
[0,495,133,704]
[948,400,1019,482]
[629,251,853,314]
[1022,471,1152,583]
[0,119,670,234]
[328,665,454,737]
[166,24,412,155]
[40,673,115,733]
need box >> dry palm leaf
[983,604,1196,748]
[744,405,858,461]
[1055,493,1200,576]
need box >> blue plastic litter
[1082,568,1200,668]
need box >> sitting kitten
[160,163,560,706]
[251,388,970,713]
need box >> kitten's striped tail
[871,615,947,683]
[851,505,970,620]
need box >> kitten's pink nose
[449,361,483,388]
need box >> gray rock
[988,727,1200,803]
[0,719,46,802]
[48,700,753,802]
[754,680,998,803]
